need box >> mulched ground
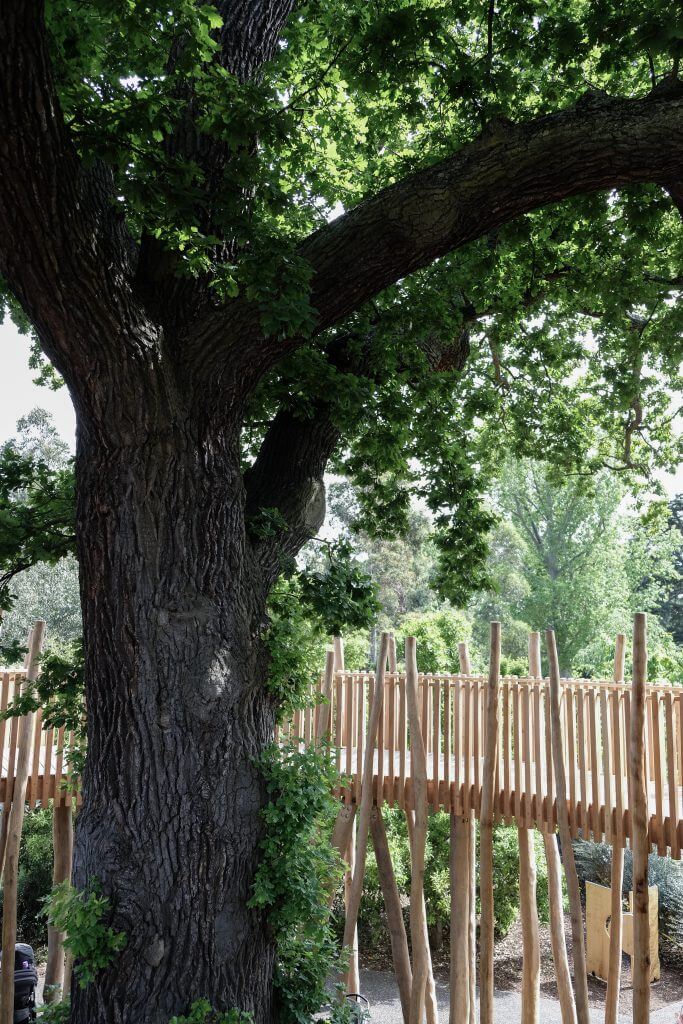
[360,915,683,1017]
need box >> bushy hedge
[346,809,549,954]
[0,808,54,950]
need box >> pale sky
[1,318,682,496]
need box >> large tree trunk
[70,414,278,1024]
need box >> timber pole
[370,806,412,1023]
[457,642,477,1024]
[342,633,390,976]
[630,615,650,1024]
[44,805,73,1002]
[546,629,589,1024]
[519,633,541,1024]
[335,638,360,996]
[543,831,577,1024]
[449,811,471,1024]
[604,633,626,1024]
[405,635,431,1024]
[1,621,44,1024]
[479,622,501,1024]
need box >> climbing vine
[250,743,346,1024]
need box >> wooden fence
[0,669,78,810]
[279,668,683,859]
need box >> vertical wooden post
[342,633,390,975]
[336,638,360,996]
[528,632,542,680]
[43,805,73,1003]
[449,812,471,1024]
[457,642,476,1024]
[370,807,412,1023]
[519,633,541,1024]
[405,635,431,1024]
[604,634,626,1024]
[543,831,577,1024]
[519,828,540,1024]
[546,629,589,1024]
[317,647,336,742]
[1,621,44,1024]
[479,622,501,1024]
[630,614,650,1024]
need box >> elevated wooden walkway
[2,660,681,859]
[279,670,683,858]
[0,669,78,809]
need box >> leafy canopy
[1,1,681,600]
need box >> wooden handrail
[281,668,683,858]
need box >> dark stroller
[0,944,38,1022]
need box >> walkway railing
[279,666,683,859]
[0,668,78,810]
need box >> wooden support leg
[329,804,356,909]
[468,818,476,1024]
[630,614,650,1024]
[371,807,412,1024]
[345,816,360,994]
[405,808,439,1024]
[342,634,391,982]
[44,805,74,1003]
[519,827,540,1024]
[542,831,576,1024]
[546,630,589,1024]
[479,622,501,1024]
[1,622,44,1024]
[450,813,470,1024]
[604,844,623,1024]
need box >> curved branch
[196,86,683,388]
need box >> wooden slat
[664,689,679,858]
[473,677,481,815]
[600,689,613,844]
[443,682,451,813]
[398,674,406,810]
[513,682,521,825]
[502,681,511,823]
[432,680,440,812]
[566,686,577,837]
[454,679,461,814]
[650,692,665,855]
[612,691,624,847]
[533,682,543,829]
[576,684,588,835]
[42,727,54,807]
[28,708,42,809]
[522,683,532,829]
[464,679,472,815]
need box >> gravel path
[358,967,682,1024]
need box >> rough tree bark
[0,4,681,1023]
[70,415,280,1023]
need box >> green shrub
[573,838,683,963]
[250,744,345,1024]
[44,879,126,987]
[0,808,54,949]
[356,811,550,950]
[37,1001,71,1023]
[168,1001,252,1024]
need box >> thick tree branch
[0,1,152,407]
[195,86,683,389]
[244,407,340,579]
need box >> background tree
[470,460,682,677]
[658,494,683,644]
[0,2,681,1021]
